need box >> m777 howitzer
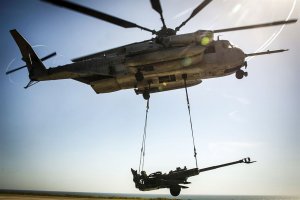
[131,157,256,196]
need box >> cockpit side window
[222,42,228,49]
[204,45,216,54]
[222,41,233,48]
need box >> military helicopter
[7,0,297,100]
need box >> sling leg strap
[182,74,198,168]
[139,99,150,173]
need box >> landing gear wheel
[244,61,248,69]
[170,186,181,196]
[135,70,144,82]
[236,70,246,79]
[143,91,150,100]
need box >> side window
[222,41,231,48]
[204,45,216,54]
[159,75,176,83]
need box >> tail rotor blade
[41,52,56,61]
[6,65,27,75]
[213,19,298,33]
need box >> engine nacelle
[161,30,214,47]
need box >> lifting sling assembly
[138,74,198,173]
[132,74,256,196]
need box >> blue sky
[1,0,300,196]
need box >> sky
[0,0,300,196]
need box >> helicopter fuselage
[8,0,296,98]
[35,30,245,97]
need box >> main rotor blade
[150,0,166,28]
[213,19,298,33]
[42,0,156,34]
[175,0,213,32]
[6,52,56,75]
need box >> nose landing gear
[235,69,248,79]
[143,90,150,100]
[235,61,248,79]
[142,81,152,100]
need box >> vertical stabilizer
[10,29,47,80]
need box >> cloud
[202,88,251,105]
[228,110,245,122]
[210,141,260,148]
[247,0,297,62]
[229,3,242,16]
[207,141,262,160]
[173,7,193,19]
[223,93,251,105]
[208,141,261,151]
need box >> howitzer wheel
[170,185,181,196]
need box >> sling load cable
[182,74,198,168]
[138,99,150,173]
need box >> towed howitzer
[131,157,256,196]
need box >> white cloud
[223,93,251,105]
[208,141,261,152]
[173,7,193,19]
[228,110,245,122]
[210,141,259,148]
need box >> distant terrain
[0,194,169,200]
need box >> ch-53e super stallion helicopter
[7,1,296,196]
[7,0,297,100]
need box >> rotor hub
[156,27,176,38]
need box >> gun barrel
[198,157,255,173]
[168,168,199,179]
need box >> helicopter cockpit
[215,40,234,50]
[221,40,234,48]
[203,40,234,55]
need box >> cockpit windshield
[222,41,234,48]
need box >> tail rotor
[5,52,56,75]
[7,29,57,88]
